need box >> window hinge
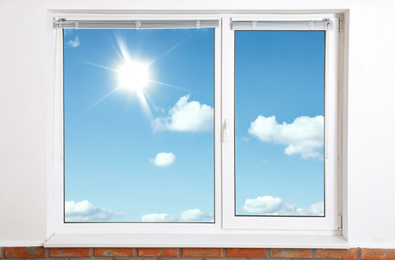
[339,18,343,33]
[337,214,342,230]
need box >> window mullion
[221,16,237,229]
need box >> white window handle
[223,119,228,143]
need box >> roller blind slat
[55,19,219,29]
[232,19,333,31]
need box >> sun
[115,53,153,118]
[85,35,181,119]
[117,57,150,93]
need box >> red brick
[361,249,395,260]
[117,258,155,260]
[316,248,357,259]
[207,258,246,260]
[30,259,66,260]
[226,248,267,258]
[5,247,46,258]
[182,248,222,257]
[271,248,312,258]
[138,248,178,257]
[94,248,134,257]
[49,248,91,257]
[163,258,202,260]
[75,259,111,260]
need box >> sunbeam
[78,88,118,118]
[149,80,186,92]
[81,61,118,72]
[148,37,190,65]
[79,32,193,119]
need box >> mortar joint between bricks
[357,247,361,260]
[267,248,271,258]
[312,248,316,258]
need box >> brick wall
[1,248,395,260]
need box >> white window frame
[222,14,341,232]
[46,12,348,248]
[49,13,223,235]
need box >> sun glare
[83,34,184,119]
[117,58,150,93]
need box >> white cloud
[242,196,283,214]
[154,105,166,113]
[65,200,122,222]
[142,209,212,222]
[141,213,176,222]
[152,95,213,132]
[66,36,80,47]
[296,201,324,215]
[179,208,212,221]
[248,115,324,159]
[241,136,251,142]
[241,196,324,216]
[150,152,176,166]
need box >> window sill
[44,233,349,248]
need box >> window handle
[223,119,228,143]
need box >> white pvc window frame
[221,14,341,232]
[46,12,346,248]
[49,13,223,235]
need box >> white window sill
[44,233,349,248]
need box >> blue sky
[63,28,325,222]
[64,28,214,222]
[235,31,325,216]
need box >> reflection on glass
[235,31,325,216]
[64,28,214,222]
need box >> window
[221,17,340,231]
[47,13,346,247]
[63,22,216,223]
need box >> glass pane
[235,31,325,216]
[64,28,214,222]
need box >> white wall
[1,0,395,248]
[0,0,47,245]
